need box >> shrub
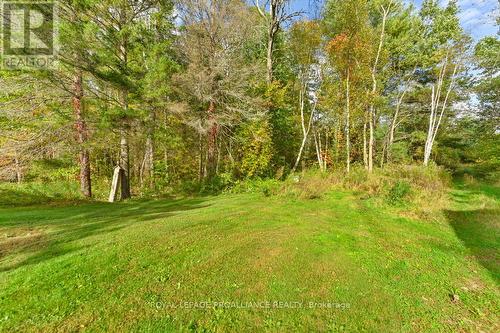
[25,158,78,183]
[387,181,412,205]
[388,141,412,164]
[463,173,477,186]
[279,170,338,200]
[272,165,450,209]
[199,173,236,194]
[237,120,274,178]
[230,178,281,197]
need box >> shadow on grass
[476,184,500,201]
[0,197,210,272]
[0,186,88,208]
[451,181,500,202]
[445,187,499,284]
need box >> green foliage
[238,120,274,178]
[387,180,412,205]
[324,0,373,78]
[474,36,500,124]
[25,159,78,183]
[267,83,300,169]
[475,36,500,74]
[388,141,412,164]
[0,0,495,203]
[201,173,236,194]
[289,21,322,68]
[419,0,463,66]
[437,117,500,182]
[279,170,334,200]
[0,181,84,207]
[230,178,281,197]
[273,165,450,208]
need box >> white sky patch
[458,0,497,26]
[459,7,482,25]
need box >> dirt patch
[461,277,486,292]
[0,228,47,259]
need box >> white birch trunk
[368,3,391,173]
[423,61,458,166]
[346,68,351,173]
[292,79,316,173]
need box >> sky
[289,0,499,41]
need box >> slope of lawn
[0,184,498,332]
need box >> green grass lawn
[0,184,498,332]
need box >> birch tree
[423,56,460,166]
[419,0,466,166]
[366,0,395,172]
[289,21,321,173]
[380,2,421,165]
[325,0,372,173]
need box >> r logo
[2,1,55,56]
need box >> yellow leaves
[289,20,322,66]
[264,81,289,109]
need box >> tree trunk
[324,132,329,171]
[424,62,457,166]
[368,4,390,173]
[119,89,131,199]
[292,81,315,173]
[14,150,22,184]
[119,126,131,199]
[206,101,218,179]
[368,104,375,173]
[117,8,131,199]
[164,110,170,181]
[388,93,403,160]
[140,111,155,188]
[293,135,309,173]
[145,135,154,185]
[345,69,351,173]
[216,140,222,174]
[388,67,415,163]
[73,71,91,198]
[266,33,274,84]
[363,118,368,169]
[380,139,387,168]
[387,95,404,163]
[198,132,204,181]
[257,0,279,85]
[314,129,324,172]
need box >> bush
[177,173,236,195]
[230,178,281,197]
[201,173,235,194]
[25,158,79,183]
[387,181,412,205]
[279,170,339,200]
[270,165,450,208]
[388,141,412,164]
[237,120,274,178]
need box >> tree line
[0,0,498,199]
